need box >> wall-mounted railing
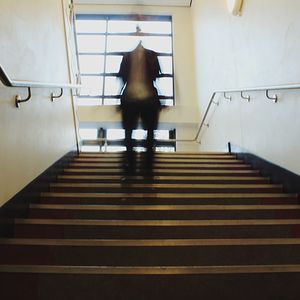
[194,83,300,144]
[0,64,81,107]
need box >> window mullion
[101,18,109,105]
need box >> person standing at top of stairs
[117,35,162,174]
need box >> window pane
[79,55,105,74]
[142,36,172,53]
[132,129,147,140]
[154,130,170,139]
[81,76,103,96]
[104,76,122,95]
[77,35,106,53]
[106,55,123,73]
[156,77,173,97]
[76,20,107,33]
[155,146,175,152]
[108,20,137,33]
[160,99,174,106]
[158,56,173,74]
[103,98,121,105]
[107,129,125,140]
[77,97,102,106]
[107,36,139,52]
[81,145,100,152]
[79,128,98,140]
[138,21,171,34]
[105,146,126,152]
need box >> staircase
[1,151,300,299]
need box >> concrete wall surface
[192,0,300,175]
[0,0,76,206]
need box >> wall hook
[51,88,64,102]
[15,87,32,108]
[212,101,219,106]
[224,92,232,101]
[241,91,250,102]
[266,90,278,103]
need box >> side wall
[192,0,300,175]
[0,0,77,206]
[75,4,200,151]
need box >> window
[75,14,174,106]
[80,128,176,152]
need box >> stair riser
[38,197,298,205]
[2,244,300,266]
[28,209,300,220]
[1,272,300,300]
[63,170,260,177]
[13,224,300,239]
[56,178,269,184]
[49,187,282,194]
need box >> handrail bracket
[241,91,250,102]
[15,87,32,108]
[51,88,64,102]
[266,90,278,103]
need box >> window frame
[75,14,175,106]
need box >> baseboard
[230,144,300,198]
[0,150,77,237]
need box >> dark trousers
[121,98,160,171]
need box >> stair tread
[30,204,300,211]
[3,237,300,246]
[1,264,300,274]
[14,218,300,226]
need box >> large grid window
[75,14,174,106]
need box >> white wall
[192,0,300,175]
[75,4,200,151]
[0,0,77,206]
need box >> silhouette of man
[118,41,161,174]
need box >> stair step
[13,218,300,239]
[1,267,299,300]
[40,192,297,205]
[67,163,252,170]
[57,175,269,184]
[29,204,300,220]
[49,183,282,193]
[2,238,300,266]
[63,168,261,176]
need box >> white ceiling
[74,0,192,7]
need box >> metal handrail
[194,83,300,144]
[0,64,81,107]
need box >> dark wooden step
[56,175,269,184]
[67,162,252,170]
[63,168,261,176]
[13,218,300,239]
[28,204,300,220]
[48,183,283,194]
[1,268,300,300]
[2,238,300,266]
[39,192,298,205]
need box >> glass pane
[107,129,125,140]
[108,20,171,35]
[104,76,122,96]
[155,146,175,152]
[81,76,103,96]
[160,99,174,106]
[106,55,123,73]
[107,36,140,52]
[77,35,106,53]
[133,147,146,152]
[132,129,147,140]
[77,97,101,106]
[76,20,107,33]
[138,21,171,34]
[156,77,173,97]
[142,36,172,53]
[79,128,98,140]
[108,20,137,33]
[105,146,126,152]
[103,98,121,105]
[154,130,170,139]
[158,56,173,74]
[81,145,100,152]
[79,55,105,74]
